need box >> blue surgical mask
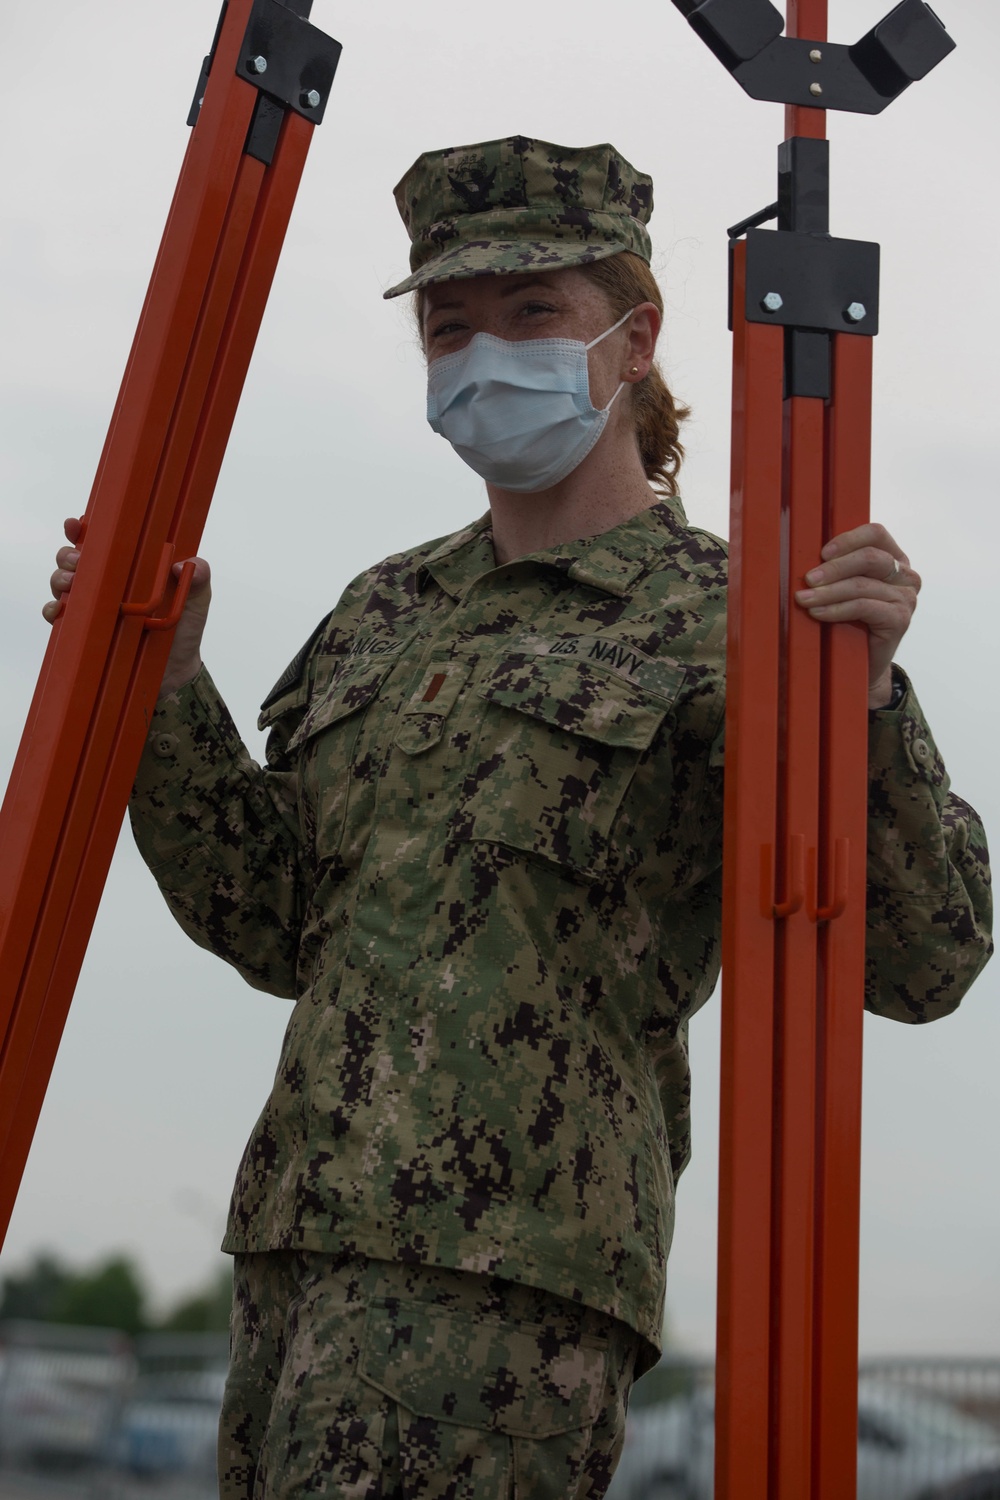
[426,307,635,493]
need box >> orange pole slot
[716,240,784,1500]
[771,394,825,1500]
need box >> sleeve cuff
[868,668,947,792]
[132,665,256,803]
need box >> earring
[630,366,639,375]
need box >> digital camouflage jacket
[129,499,992,1364]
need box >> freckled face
[421,268,629,410]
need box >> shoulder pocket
[453,653,682,880]
[258,652,343,735]
[258,609,335,723]
[285,655,397,755]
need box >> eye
[428,319,469,341]
[518,300,557,317]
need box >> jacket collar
[419,496,688,601]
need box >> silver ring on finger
[883,558,902,583]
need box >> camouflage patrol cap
[383,135,654,300]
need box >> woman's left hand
[794,522,921,710]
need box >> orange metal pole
[786,0,828,139]
[681,0,949,1494]
[722,12,869,1492]
[0,113,315,1223]
[0,52,258,1038]
[0,2,337,1241]
[716,240,784,1500]
[783,19,866,1493]
[721,327,869,1500]
[812,333,872,1500]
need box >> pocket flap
[285,657,394,754]
[479,654,677,752]
[396,660,472,756]
[358,1301,607,1438]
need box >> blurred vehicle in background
[929,1471,1000,1500]
[112,1367,225,1477]
[856,1382,1000,1500]
[0,1319,134,1471]
[609,1376,1000,1500]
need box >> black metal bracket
[676,3,955,394]
[742,228,880,335]
[188,0,342,166]
[235,0,341,123]
[729,138,878,335]
[672,0,954,114]
[727,137,880,399]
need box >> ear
[624,303,661,382]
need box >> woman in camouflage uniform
[47,137,991,1500]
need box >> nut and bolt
[844,302,867,323]
[301,88,322,108]
[809,48,823,62]
[761,292,784,314]
[809,81,823,95]
[247,54,268,73]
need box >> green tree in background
[0,1252,231,1334]
[50,1255,148,1335]
[0,1252,71,1322]
[0,1252,146,1333]
[158,1264,232,1333]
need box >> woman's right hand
[43,517,213,699]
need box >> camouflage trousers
[219,1251,642,1500]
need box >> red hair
[581,253,689,498]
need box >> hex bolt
[247,54,268,74]
[761,292,784,314]
[844,302,867,324]
[809,48,823,62]
[810,81,823,96]
[301,88,322,108]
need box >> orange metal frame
[0,0,334,1245]
[717,2,872,1496]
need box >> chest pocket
[284,654,404,863]
[452,653,680,880]
[285,655,399,757]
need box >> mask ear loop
[602,381,626,415]
[585,306,636,412]
[584,305,638,350]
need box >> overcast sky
[1,0,997,1354]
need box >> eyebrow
[498,277,554,299]
[424,277,556,316]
